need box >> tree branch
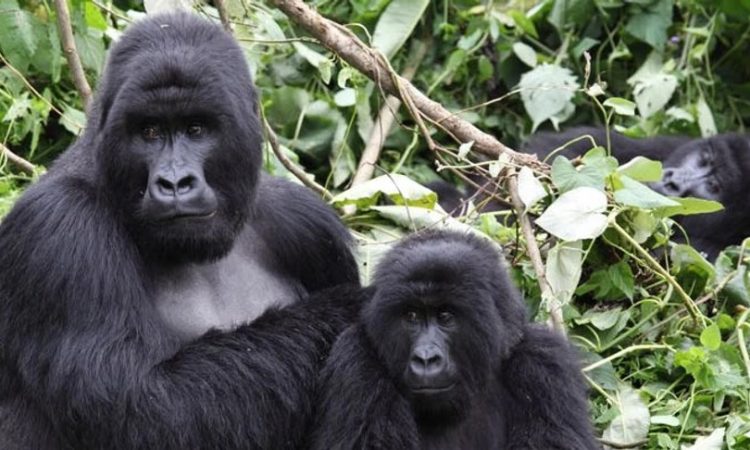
[508,173,564,333]
[212,0,232,33]
[52,0,92,111]
[1,143,35,175]
[266,0,542,168]
[350,41,427,187]
[262,116,332,200]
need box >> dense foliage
[2,0,750,448]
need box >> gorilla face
[650,135,750,252]
[92,18,263,264]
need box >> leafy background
[2,0,750,448]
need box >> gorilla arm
[502,325,599,450]
[253,175,359,291]
[0,177,361,449]
[309,326,420,450]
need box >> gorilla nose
[410,346,445,377]
[150,170,206,203]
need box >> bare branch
[508,173,564,333]
[213,0,232,33]
[52,0,92,111]
[262,116,332,200]
[267,0,542,168]
[0,143,35,176]
[351,42,427,187]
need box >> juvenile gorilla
[0,13,361,449]
[524,127,750,257]
[310,231,598,449]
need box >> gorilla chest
[152,245,303,340]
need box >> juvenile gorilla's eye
[141,124,162,141]
[405,310,419,323]
[187,123,205,137]
[437,311,454,325]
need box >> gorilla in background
[0,13,362,449]
[309,231,598,449]
[524,127,750,258]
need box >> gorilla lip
[411,383,455,394]
[159,210,217,222]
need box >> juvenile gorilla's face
[366,285,502,425]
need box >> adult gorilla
[0,13,362,449]
[524,127,750,257]
[309,231,597,449]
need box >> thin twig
[213,0,232,33]
[267,0,541,167]
[508,173,564,333]
[0,143,35,175]
[52,0,92,111]
[262,116,332,200]
[350,41,427,187]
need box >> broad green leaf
[602,386,650,449]
[371,0,429,59]
[700,324,722,351]
[0,0,37,71]
[457,141,474,160]
[656,197,724,218]
[512,42,537,68]
[631,73,678,119]
[333,88,356,107]
[292,43,332,83]
[624,0,673,49]
[603,97,636,116]
[536,187,608,241]
[370,205,477,234]
[651,415,681,427]
[332,174,436,210]
[517,166,546,209]
[550,155,610,192]
[60,105,86,135]
[617,156,662,182]
[508,10,539,38]
[545,240,583,307]
[613,176,679,209]
[519,64,579,131]
[144,0,194,13]
[577,307,623,330]
[696,95,717,137]
[682,428,725,450]
[547,0,595,33]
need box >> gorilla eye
[187,123,205,138]
[405,310,419,324]
[437,311,454,325]
[141,124,162,141]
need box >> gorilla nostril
[156,177,176,196]
[176,176,196,195]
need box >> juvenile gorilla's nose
[410,346,445,378]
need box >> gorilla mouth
[159,210,217,222]
[411,384,456,395]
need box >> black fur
[524,127,750,257]
[309,231,598,449]
[0,13,360,449]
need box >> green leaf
[631,73,678,119]
[602,386,650,447]
[331,174,436,210]
[371,0,429,59]
[509,10,538,38]
[545,240,584,307]
[519,64,579,131]
[700,324,722,351]
[517,166,546,209]
[696,95,717,137]
[603,97,636,116]
[550,155,611,192]
[333,88,356,107]
[547,0,595,33]
[512,42,537,68]
[613,175,679,209]
[536,187,608,241]
[624,0,673,49]
[292,43,332,83]
[682,428,725,450]
[656,197,724,218]
[617,156,663,182]
[0,0,38,71]
[370,205,478,234]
